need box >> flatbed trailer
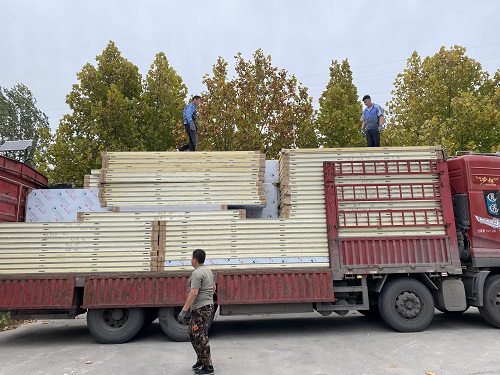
[1,149,499,343]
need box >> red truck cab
[448,155,500,267]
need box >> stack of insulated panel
[98,151,267,208]
[163,147,441,272]
[0,221,160,274]
[279,147,442,221]
[321,148,463,277]
[330,159,445,238]
[162,217,329,271]
[77,209,246,223]
[84,169,101,188]
[77,210,247,270]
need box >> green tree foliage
[38,41,186,186]
[0,312,14,330]
[140,52,187,151]
[0,84,49,164]
[385,46,498,154]
[316,59,363,147]
[194,49,318,158]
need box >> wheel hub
[395,291,421,319]
[111,309,124,321]
[103,308,129,328]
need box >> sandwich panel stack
[77,209,246,223]
[161,218,329,271]
[84,169,101,188]
[98,151,267,207]
[279,147,441,218]
[0,221,160,274]
[279,146,445,238]
[160,147,442,271]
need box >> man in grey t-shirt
[178,249,216,375]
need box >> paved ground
[0,309,499,375]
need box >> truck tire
[479,275,500,328]
[87,308,145,344]
[159,306,217,342]
[158,307,190,342]
[378,278,435,332]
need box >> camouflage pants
[189,304,213,367]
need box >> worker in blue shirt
[360,95,384,147]
[179,95,201,151]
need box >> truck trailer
[0,146,499,344]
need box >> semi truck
[0,147,499,344]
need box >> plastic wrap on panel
[265,160,279,184]
[25,188,110,222]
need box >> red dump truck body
[1,150,500,344]
[0,155,47,222]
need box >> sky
[1,0,499,131]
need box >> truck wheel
[87,308,145,344]
[479,275,500,328]
[158,307,190,342]
[158,306,217,342]
[378,278,435,332]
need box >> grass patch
[0,312,15,330]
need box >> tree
[140,52,187,151]
[316,59,363,147]
[39,41,142,186]
[38,41,187,186]
[0,84,49,164]
[385,46,495,154]
[194,49,318,158]
[440,72,499,154]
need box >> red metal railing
[334,159,439,175]
[323,158,462,277]
[336,183,440,201]
[338,209,443,228]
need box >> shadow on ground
[0,309,493,346]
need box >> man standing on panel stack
[360,95,385,147]
[179,95,201,151]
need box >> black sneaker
[192,361,203,370]
[194,366,214,375]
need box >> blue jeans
[179,123,197,151]
[366,129,380,147]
